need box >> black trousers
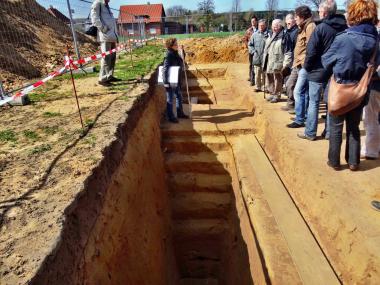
[328,106,363,166]
[249,54,255,84]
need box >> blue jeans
[305,81,326,137]
[294,68,309,125]
[166,86,183,120]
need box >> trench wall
[30,72,178,285]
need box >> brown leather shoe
[327,161,341,170]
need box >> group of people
[244,0,380,175]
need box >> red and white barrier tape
[0,39,153,106]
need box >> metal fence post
[0,81,6,100]
[66,0,81,60]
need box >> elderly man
[244,16,258,85]
[91,0,120,87]
[298,0,347,140]
[262,19,285,103]
[286,6,316,128]
[281,13,298,112]
[248,19,269,92]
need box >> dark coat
[304,14,347,82]
[283,25,298,54]
[322,23,378,83]
[163,48,183,86]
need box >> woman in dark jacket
[162,38,188,123]
[322,0,378,171]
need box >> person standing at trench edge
[163,38,189,123]
[91,0,121,87]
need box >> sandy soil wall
[29,74,178,285]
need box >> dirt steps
[163,126,234,282]
[168,173,233,193]
[165,151,231,174]
[163,136,229,154]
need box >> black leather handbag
[85,5,101,37]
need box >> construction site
[1,0,380,285]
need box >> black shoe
[109,76,122,82]
[178,113,189,119]
[98,81,113,87]
[297,133,316,141]
[281,105,292,111]
[371,201,380,212]
[169,117,179,123]
[250,82,255,86]
[349,164,359,171]
[286,122,304,128]
[327,161,341,171]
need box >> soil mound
[0,0,97,91]
[181,34,248,64]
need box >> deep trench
[30,66,264,285]
[163,68,256,285]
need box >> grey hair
[285,13,295,21]
[320,0,337,16]
[258,19,267,24]
[272,19,283,27]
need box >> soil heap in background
[180,34,249,64]
[0,0,97,91]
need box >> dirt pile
[0,0,97,91]
[180,34,248,64]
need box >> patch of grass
[83,134,97,147]
[85,119,94,128]
[43,111,62,118]
[23,130,40,141]
[41,126,59,135]
[0,130,17,143]
[29,92,47,102]
[29,144,52,155]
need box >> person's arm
[91,1,109,33]
[162,52,171,88]
[321,35,341,73]
[248,34,255,54]
[303,27,320,72]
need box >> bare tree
[198,0,215,32]
[231,0,241,31]
[166,5,189,17]
[266,0,279,22]
[295,0,323,9]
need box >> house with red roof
[118,3,184,37]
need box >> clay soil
[180,34,248,64]
[0,47,163,283]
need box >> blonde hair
[347,0,378,26]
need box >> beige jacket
[263,29,285,73]
[292,18,315,68]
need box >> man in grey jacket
[248,19,269,92]
[91,0,120,86]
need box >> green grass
[43,111,62,118]
[29,144,52,155]
[0,130,17,143]
[41,126,59,135]
[23,130,39,141]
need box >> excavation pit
[2,62,379,285]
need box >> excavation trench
[29,64,340,285]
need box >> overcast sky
[107,0,347,12]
